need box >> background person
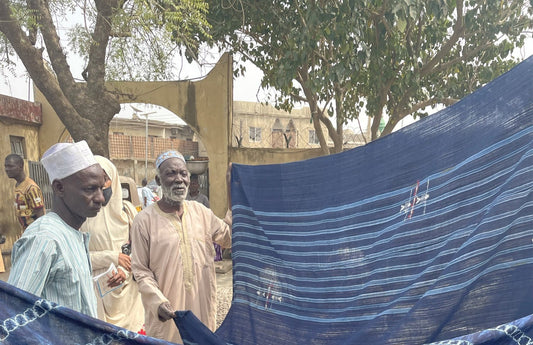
[141,177,156,209]
[80,156,144,331]
[186,174,209,207]
[130,150,232,343]
[8,141,107,317]
[4,153,46,230]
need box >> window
[249,127,262,142]
[10,135,26,158]
[308,130,320,144]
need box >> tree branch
[86,0,122,93]
[394,97,459,119]
[0,0,81,124]
[419,0,464,77]
[431,40,494,75]
[27,0,77,92]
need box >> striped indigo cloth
[178,56,533,345]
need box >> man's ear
[52,180,65,196]
[155,175,161,186]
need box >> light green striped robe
[8,212,97,318]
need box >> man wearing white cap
[8,140,108,318]
[131,150,232,343]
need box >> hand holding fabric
[158,301,176,322]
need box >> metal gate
[28,161,53,211]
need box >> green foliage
[64,0,211,81]
[206,0,533,149]
[1,0,211,82]
[0,0,213,156]
[144,0,212,62]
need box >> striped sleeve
[8,235,56,297]
[26,184,45,210]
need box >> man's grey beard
[161,183,189,205]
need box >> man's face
[60,164,106,218]
[157,158,190,204]
[4,158,23,179]
[189,178,200,194]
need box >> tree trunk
[0,0,122,157]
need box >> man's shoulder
[15,177,33,189]
[17,177,42,192]
[132,203,158,222]
[141,187,154,195]
[185,199,211,214]
[23,213,61,231]
[17,215,60,244]
[198,193,209,203]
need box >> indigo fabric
[0,273,174,344]
[204,56,533,345]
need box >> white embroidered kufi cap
[156,150,186,169]
[41,140,98,183]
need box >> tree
[206,0,533,154]
[0,0,210,156]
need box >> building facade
[232,101,368,150]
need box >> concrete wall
[37,88,70,152]
[230,147,324,166]
[232,101,327,149]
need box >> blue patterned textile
[175,56,533,345]
[0,279,176,344]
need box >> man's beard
[161,183,189,205]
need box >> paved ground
[215,259,234,328]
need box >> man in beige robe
[131,150,231,343]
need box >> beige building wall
[232,102,328,149]
[0,122,41,266]
[232,101,368,150]
[109,117,194,141]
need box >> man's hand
[107,268,126,288]
[158,302,176,322]
[118,253,132,271]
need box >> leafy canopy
[206,0,533,152]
